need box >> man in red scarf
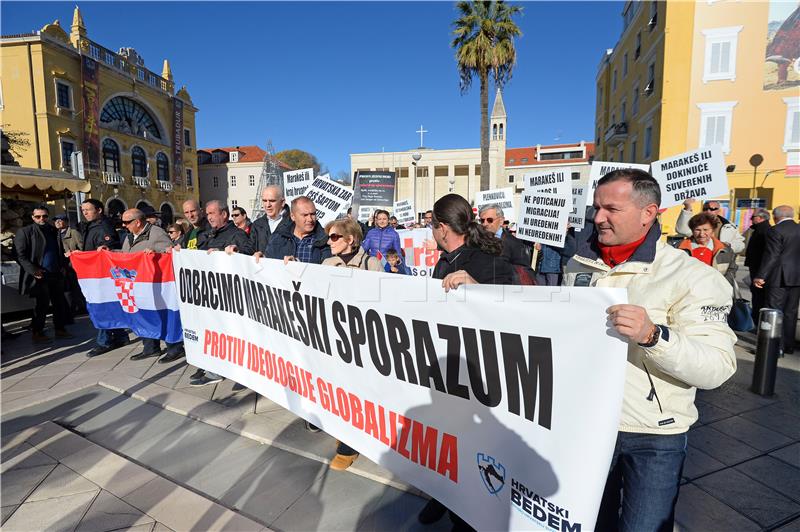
[563,169,737,531]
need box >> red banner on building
[172,97,184,184]
[81,56,100,172]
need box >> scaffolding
[251,140,283,219]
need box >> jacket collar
[279,221,328,246]
[574,222,661,272]
[210,220,235,237]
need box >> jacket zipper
[641,362,663,413]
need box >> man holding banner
[563,169,737,531]
[251,186,291,256]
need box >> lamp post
[448,176,455,193]
[412,151,422,221]
[749,153,764,199]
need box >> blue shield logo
[477,453,506,495]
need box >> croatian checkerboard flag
[71,250,183,343]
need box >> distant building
[595,0,799,233]
[350,89,594,218]
[197,146,291,213]
[0,6,199,224]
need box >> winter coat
[362,226,403,258]
[433,245,513,285]
[59,227,83,253]
[14,223,66,295]
[82,216,121,251]
[676,210,745,254]
[678,237,735,285]
[322,248,382,271]
[181,218,210,250]
[197,221,255,255]
[122,223,174,253]
[500,229,533,267]
[250,213,291,255]
[384,260,411,275]
[266,221,331,264]
[563,223,737,435]
[744,220,770,274]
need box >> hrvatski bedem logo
[477,453,506,495]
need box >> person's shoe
[86,344,114,357]
[190,374,223,387]
[158,350,185,364]
[785,347,795,355]
[330,452,359,471]
[32,331,51,343]
[304,420,321,433]
[190,368,205,380]
[232,382,246,392]
[54,329,74,339]
[130,349,162,361]
[417,498,447,524]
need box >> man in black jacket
[478,204,533,266]
[251,185,291,257]
[14,205,72,342]
[79,199,129,356]
[745,208,771,322]
[754,205,800,354]
[180,199,209,250]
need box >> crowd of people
[8,170,799,531]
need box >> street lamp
[412,151,422,221]
[448,176,455,193]
[749,153,764,199]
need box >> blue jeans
[596,431,687,532]
[97,328,127,347]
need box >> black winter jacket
[266,221,332,264]
[197,221,255,255]
[250,213,291,255]
[14,223,66,295]
[82,217,121,251]
[433,245,513,285]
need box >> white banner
[305,176,354,222]
[173,250,628,532]
[393,199,416,227]
[516,191,571,248]
[651,146,728,209]
[570,183,588,230]
[522,169,571,197]
[397,228,439,276]
[283,168,315,204]
[475,188,516,224]
[588,161,650,203]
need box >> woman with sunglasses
[362,209,403,259]
[166,223,185,245]
[320,218,381,470]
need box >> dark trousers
[29,273,69,333]
[596,431,687,532]
[535,272,562,286]
[142,338,184,356]
[64,267,86,315]
[766,284,800,352]
[750,283,766,324]
[97,328,127,347]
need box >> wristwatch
[639,324,668,348]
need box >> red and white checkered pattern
[114,278,138,313]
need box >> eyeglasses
[328,233,344,242]
[33,214,49,220]
[479,217,495,224]
[168,229,181,234]
[703,206,720,212]
[231,213,242,218]
[121,219,135,225]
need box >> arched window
[499,123,504,140]
[102,139,120,173]
[132,146,147,177]
[100,96,162,140]
[492,124,498,140]
[156,152,169,181]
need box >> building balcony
[157,180,173,192]
[102,171,124,185]
[604,122,628,145]
[132,176,150,188]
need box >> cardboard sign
[475,188,516,224]
[358,206,373,223]
[393,199,416,227]
[588,162,651,203]
[522,169,570,197]
[570,184,588,230]
[283,168,315,203]
[651,146,728,208]
[516,191,571,248]
[305,175,354,222]
[356,171,397,207]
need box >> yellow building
[0,6,199,223]
[596,0,799,234]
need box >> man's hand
[607,304,655,344]
[754,278,766,289]
[442,270,477,292]
[206,248,219,254]
[390,265,398,273]
[142,249,154,256]
[33,269,45,280]
[682,198,696,211]
[224,244,238,255]
[253,251,264,263]
[97,245,109,251]
[173,244,182,252]
[64,250,72,258]
[283,255,296,264]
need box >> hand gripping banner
[172,250,629,531]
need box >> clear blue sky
[3,1,624,176]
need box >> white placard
[283,168,315,204]
[588,161,651,203]
[516,191,571,248]
[651,146,728,208]
[393,199,416,227]
[475,188,516,223]
[358,206,373,223]
[570,183,588,230]
[305,175,354,222]
[522,169,571,197]
[174,250,628,532]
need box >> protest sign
[393,199,416,227]
[522,169,570,197]
[475,188,516,223]
[651,146,728,209]
[588,161,650,203]
[305,175,354,222]
[570,183,588,230]
[358,206,373,223]
[283,168,314,203]
[355,171,397,207]
[397,228,439,275]
[173,250,628,531]
[516,191,571,248]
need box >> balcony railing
[132,176,150,188]
[157,180,173,192]
[604,122,628,144]
[102,171,124,185]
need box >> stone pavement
[1,314,799,531]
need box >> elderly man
[478,204,532,267]
[266,196,331,264]
[54,214,85,318]
[14,205,72,342]
[676,198,745,253]
[754,205,800,354]
[251,186,291,256]
[745,208,772,322]
[118,209,180,362]
[563,169,737,531]
[180,199,208,250]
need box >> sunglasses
[328,233,344,242]
[703,206,720,212]
[33,214,49,219]
[479,217,495,224]
[121,219,135,225]
[231,213,242,217]
[168,229,180,234]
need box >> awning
[1,165,91,194]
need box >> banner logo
[110,267,138,313]
[477,453,506,495]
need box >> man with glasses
[478,204,532,267]
[251,186,291,257]
[231,206,252,235]
[14,205,73,343]
[676,199,745,253]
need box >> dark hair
[81,198,104,212]
[596,168,661,207]
[432,194,502,255]
[373,209,390,219]
[385,248,399,257]
[33,204,49,213]
[688,212,719,231]
[389,216,397,221]
[233,206,247,216]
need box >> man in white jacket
[563,170,737,532]
[675,198,745,253]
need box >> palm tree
[452,1,522,191]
